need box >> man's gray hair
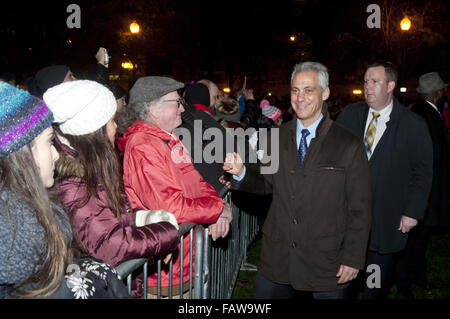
[116,99,163,134]
[290,61,329,92]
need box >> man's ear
[148,103,159,120]
[322,87,330,101]
[387,81,396,94]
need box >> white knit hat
[43,80,117,135]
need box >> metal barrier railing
[115,191,260,299]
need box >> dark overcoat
[411,99,449,226]
[237,105,372,291]
[336,99,433,253]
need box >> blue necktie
[298,129,310,167]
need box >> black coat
[236,106,372,291]
[179,103,257,197]
[410,99,449,226]
[337,99,433,253]
[240,99,261,130]
[179,103,229,196]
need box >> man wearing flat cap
[395,72,449,297]
[120,76,232,298]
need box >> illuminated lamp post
[400,15,412,87]
[130,21,140,34]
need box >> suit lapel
[359,104,370,140]
[288,118,299,169]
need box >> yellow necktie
[364,112,380,157]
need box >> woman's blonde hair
[216,97,239,115]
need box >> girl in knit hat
[43,80,180,299]
[0,82,128,299]
[247,99,284,163]
[258,99,283,128]
[0,81,68,298]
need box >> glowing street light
[289,35,296,42]
[121,62,134,70]
[130,22,140,34]
[400,16,411,31]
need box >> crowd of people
[0,47,448,300]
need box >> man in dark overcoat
[223,61,372,299]
[336,61,433,299]
[395,72,449,297]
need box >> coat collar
[55,148,85,180]
[289,103,333,143]
[193,103,215,115]
[361,98,404,122]
[126,120,181,148]
[126,120,192,163]
[356,98,404,137]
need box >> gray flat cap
[129,76,184,104]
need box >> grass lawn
[232,229,450,299]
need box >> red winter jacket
[122,121,224,287]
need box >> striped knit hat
[260,99,281,121]
[0,82,53,158]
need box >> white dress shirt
[364,100,393,158]
[426,100,441,116]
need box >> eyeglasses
[160,97,186,108]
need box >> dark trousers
[362,251,399,299]
[254,273,349,299]
[395,224,433,290]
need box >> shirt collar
[296,113,323,138]
[162,129,177,140]
[426,100,441,114]
[369,100,393,118]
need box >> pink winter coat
[122,121,224,287]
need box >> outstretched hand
[223,152,244,176]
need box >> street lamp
[399,15,412,86]
[400,16,411,31]
[289,35,296,42]
[121,61,134,70]
[130,22,140,34]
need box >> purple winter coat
[54,146,180,269]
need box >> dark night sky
[1,0,448,97]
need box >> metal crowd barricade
[115,190,260,299]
